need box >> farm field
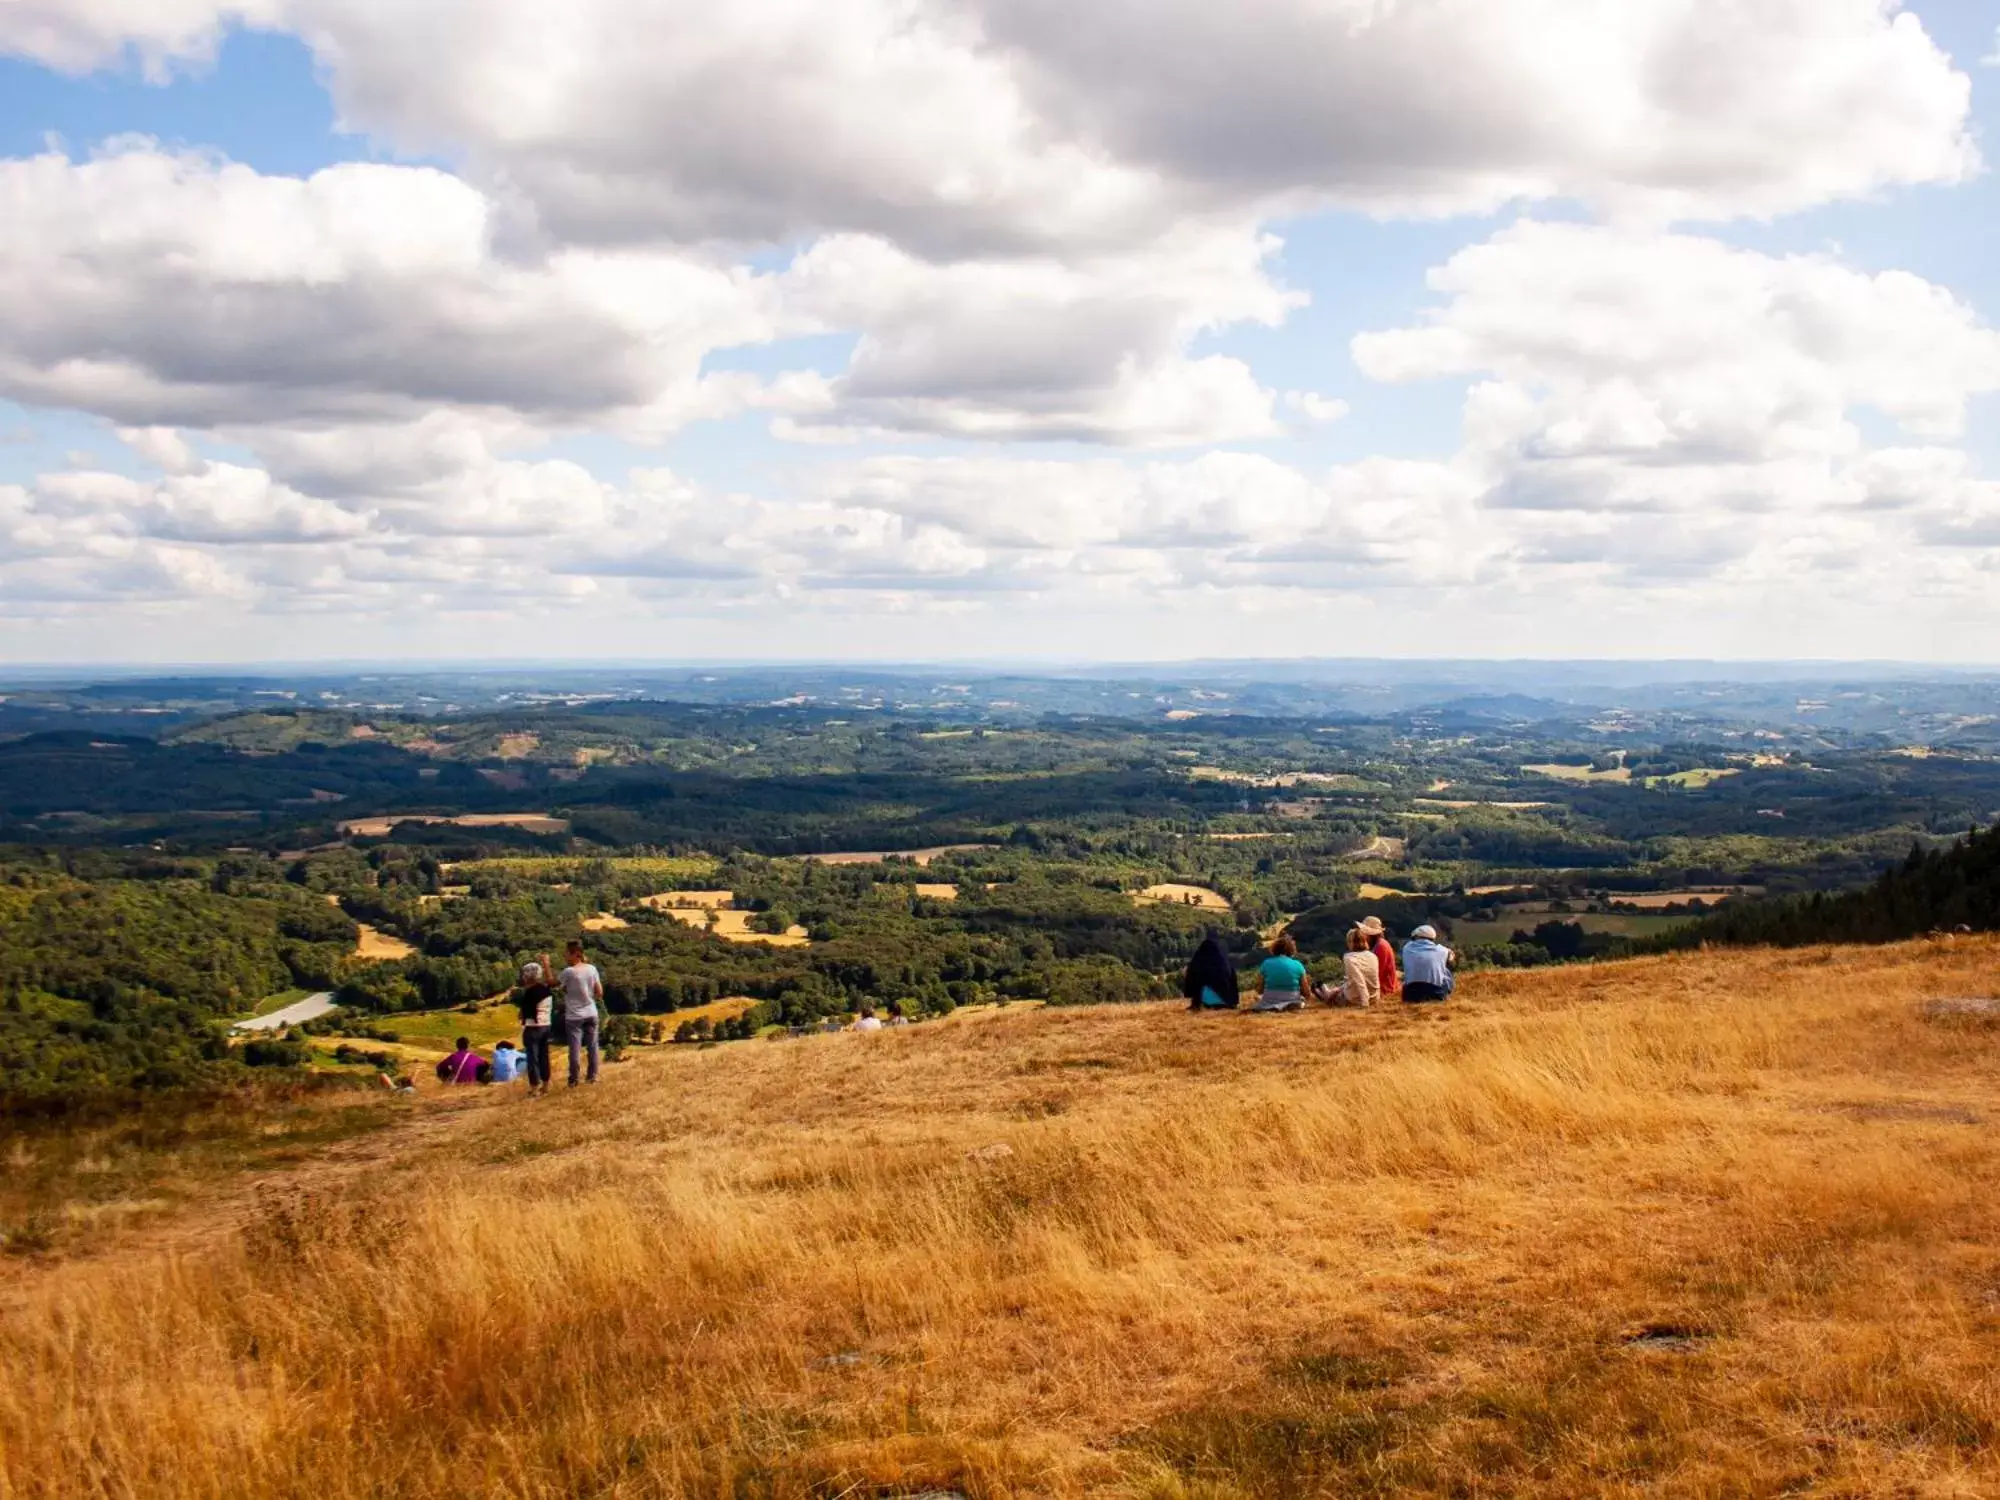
[1523,762,1631,783]
[338,813,571,837]
[1606,887,1763,909]
[353,923,415,960]
[655,904,811,945]
[911,883,959,900]
[638,890,733,910]
[797,844,996,865]
[1133,882,1230,910]
[1189,766,1372,789]
[11,939,2000,1497]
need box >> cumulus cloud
[0,145,1298,456]
[12,0,1967,241]
[1343,222,2000,591]
[0,0,276,79]
[333,0,1847,249]
[1,0,1995,652]
[0,145,788,440]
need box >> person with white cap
[1401,925,1455,1004]
[1358,916,1399,1000]
[513,953,557,1094]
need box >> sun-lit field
[1133,883,1231,910]
[1607,887,1763,909]
[336,813,572,837]
[797,845,996,865]
[8,939,2000,1498]
[1522,762,1632,783]
[352,923,415,960]
[912,883,960,900]
[644,896,811,945]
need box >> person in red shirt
[1359,916,1399,999]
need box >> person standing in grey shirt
[557,938,605,1086]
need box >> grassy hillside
[6,939,2000,1496]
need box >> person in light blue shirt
[488,1039,525,1083]
[1401,925,1455,1004]
[1252,934,1309,1012]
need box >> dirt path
[1341,834,1407,861]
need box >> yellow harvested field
[353,923,415,960]
[1356,882,1424,900]
[1608,887,1762,910]
[639,890,733,910]
[1467,883,1533,896]
[16,940,2000,1497]
[798,844,995,866]
[337,813,570,837]
[580,912,628,931]
[1133,883,1230,910]
[912,883,959,900]
[1205,831,1289,841]
[493,733,540,760]
[658,905,810,946]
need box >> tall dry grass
[6,939,2000,1497]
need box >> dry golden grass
[913,884,960,900]
[8,940,2000,1498]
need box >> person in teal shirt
[1253,934,1309,1012]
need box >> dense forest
[1663,823,2000,950]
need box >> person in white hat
[1358,915,1399,999]
[1401,925,1455,1004]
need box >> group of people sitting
[1182,916,1455,1013]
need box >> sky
[1,1,1999,666]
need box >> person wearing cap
[1358,916,1399,1000]
[1401,925,1455,1004]
[513,953,556,1095]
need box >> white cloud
[0,0,276,79]
[1,1,1996,656]
[1344,221,2000,592]
[1283,392,1350,424]
[0,145,788,442]
[0,145,1296,457]
[3,1,1972,242]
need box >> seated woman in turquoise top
[1253,934,1308,1012]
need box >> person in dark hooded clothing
[1182,933,1240,1011]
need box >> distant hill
[1669,822,2000,948]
